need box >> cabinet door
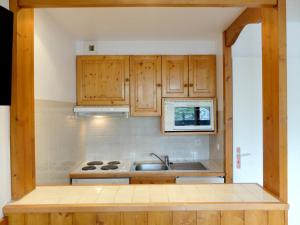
[77,56,129,106]
[130,56,162,116]
[188,55,216,98]
[162,56,188,97]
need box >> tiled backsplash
[35,100,212,184]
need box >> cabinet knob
[157,84,162,87]
[184,84,188,87]
[189,83,194,87]
[125,78,130,82]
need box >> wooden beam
[262,0,287,202]
[223,32,233,184]
[18,0,277,8]
[9,0,35,200]
[225,8,262,47]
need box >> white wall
[232,24,263,185]
[34,9,76,102]
[0,1,11,219]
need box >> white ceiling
[39,7,244,41]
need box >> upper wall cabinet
[162,56,189,98]
[76,56,129,106]
[130,56,162,116]
[189,55,216,98]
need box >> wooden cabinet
[189,55,216,98]
[76,56,129,106]
[129,176,176,184]
[130,56,162,116]
[162,56,189,98]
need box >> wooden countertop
[69,160,225,179]
[4,184,287,214]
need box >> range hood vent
[73,106,130,118]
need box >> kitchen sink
[170,162,207,171]
[134,163,169,171]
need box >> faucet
[150,153,170,168]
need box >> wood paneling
[225,8,262,47]
[262,0,287,201]
[18,0,277,8]
[97,212,121,225]
[50,213,73,225]
[162,56,188,97]
[148,212,172,225]
[244,211,267,225]
[74,213,96,225]
[221,211,244,225]
[268,211,285,225]
[0,218,8,225]
[25,214,49,225]
[173,211,197,225]
[130,176,176,184]
[9,4,35,200]
[197,211,220,225]
[223,33,233,184]
[8,215,24,225]
[77,56,130,106]
[130,56,162,116]
[188,55,216,98]
[122,212,147,225]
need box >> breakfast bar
[4,184,288,225]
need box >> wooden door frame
[8,0,287,204]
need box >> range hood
[73,106,130,118]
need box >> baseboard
[0,217,8,225]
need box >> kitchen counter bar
[4,184,287,214]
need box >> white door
[232,24,263,185]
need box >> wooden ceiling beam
[18,0,277,8]
[225,8,262,47]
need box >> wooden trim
[225,8,262,47]
[261,0,287,202]
[17,0,277,8]
[223,33,233,184]
[9,3,36,200]
[0,218,8,225]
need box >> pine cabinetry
[188,55,216,98]
[130,56,162,116]
[162,56,189,98]
[76,56,129,106]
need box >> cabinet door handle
[157,83,162,87]
[184,84,188,87]
[189,83,194,87]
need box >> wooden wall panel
[148,212,172,225]
[244,211,267,225]
[74,213,96,225]
[9,5,35,200]
[25,214,49,225]
[173,211,197,225]
[97,212,121,225]
[50,213,73,225]
[221,211,244,225]
[197,211,220,225]
[223,33,233,184]
[262,0,287,201]
[122,212,147,225]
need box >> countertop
[4,184,287,214]
[69,160,224,179]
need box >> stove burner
[82,165,97,171]
[87,161,103,166]
[101,165,118,170]
[107,161,121,165]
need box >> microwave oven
[163,98,215,132]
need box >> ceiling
[38,7,244,41]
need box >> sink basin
[135,163,169,171]
[170,162,207,171]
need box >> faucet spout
[150,153,170,168]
